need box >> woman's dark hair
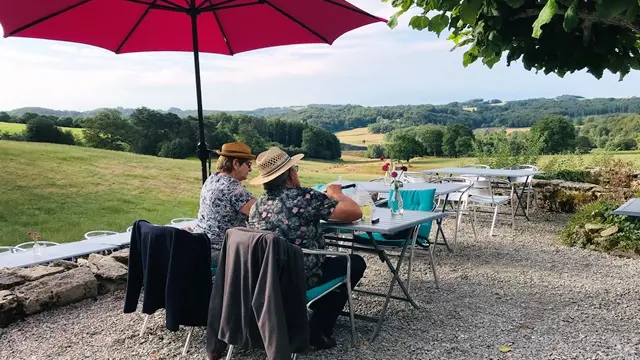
[263,168,292,192]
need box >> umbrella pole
[191,11,209,185]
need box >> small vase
[389,184,404,215]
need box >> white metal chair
[0,246,25,255]
[225,249,357,360]
[170,218,196,225]
[429,177,478,247]
[466,178,514,236]
[15,241,59,250]
[84,230,118,239]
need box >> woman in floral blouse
[192,142,256,266]
[248,147,366,350]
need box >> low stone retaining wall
[0,249,129,327]
[531,179,636,213]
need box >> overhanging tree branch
[511,8,640,34]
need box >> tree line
[370,114,640,162]
[277,96,640,133]
[0,108,342,160]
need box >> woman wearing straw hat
[192,142,256,265]
[248,147,366,350]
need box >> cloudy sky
[0,1,638,112]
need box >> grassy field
[336,127,385,146]
[0,122,85,140]
[3,139,640,246]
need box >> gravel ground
[1,211,640,360]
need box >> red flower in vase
[400,166,408,172]
[380,156,385,161]
[382,164,390,172]
[391,171,398,178]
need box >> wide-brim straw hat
[249,147,304,185]
[215,141,257,160]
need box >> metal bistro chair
[84,230,118,239]
[0,246,25,255]
[429,177,478,248]
[170,218,196,225]
[465,177,514,237]
[14,241,60,250]
[225,248,357,360]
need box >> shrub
[365,144,386,159]
[561,199,640,254]
[588,153,635,188]
[537,155,589,183]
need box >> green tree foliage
[531,115,576,153]
[129,107,183,155]
[83,109,133,151]
[474,130,543,167]
[158,138,195,159]
[415,125,444,156]
[301,126,341,160]
[0,112,11,123]
[365,144,386,159]
[579,114,640,150]
[443,124,475,157]
[236,124,267,154]
[24,118,75,145]
[385,0,640,80]
[386,133,424,161]
[574,135,595,153]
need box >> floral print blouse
[248,187,338,288]
[193,173,253,251]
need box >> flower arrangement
[27,231,42,254]
[380,157,408,189]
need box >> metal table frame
[421,168,543,222]
[321,210,449,342]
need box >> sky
[0,1,639,112]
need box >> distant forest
[3,95,640,135]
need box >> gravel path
[1,212,639,360]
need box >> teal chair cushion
[355,188,437,246]
[306,276,346,303]
[211,266,217,277]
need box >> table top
[421,167,543,177]
[321,209,448,235]
[613,198,640,217]
[353,181,468,195]
[0,241,118,268]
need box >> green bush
[537,155,589,182]
[365,144,386,159]
[561,200,640,254]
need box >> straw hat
[215,142,256,160]
[249,147,304,185]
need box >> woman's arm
[240,197,257,216]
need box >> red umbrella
[0,0,385,183]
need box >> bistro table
[613,198,640,217]
[0,241,118,268]
[321,209,449,342]
[421,167,543,221]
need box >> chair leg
[428,244,440,289]
[291,354,297,360]
[511,200,516,232]
[490,206,499,237]
[226,345,234,360]
[182,327,193,356]
[345,259,357,347]
[470,210,478,242]
[140,314,150,337]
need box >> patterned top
[194,173,253,251]
[248,187,338,288]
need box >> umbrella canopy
[0,0,385,183]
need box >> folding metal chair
[225,249,357,360]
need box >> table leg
[367,231,419,342]
[512,178,531,221]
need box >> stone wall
[0,249,129,327]
[531,179,636,213]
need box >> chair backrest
[459,164,491,169]
[430,177,473,203]
[0,246,24,255]
[388,188,437,244]
[501,164,538,185]
[15,241,59,249]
